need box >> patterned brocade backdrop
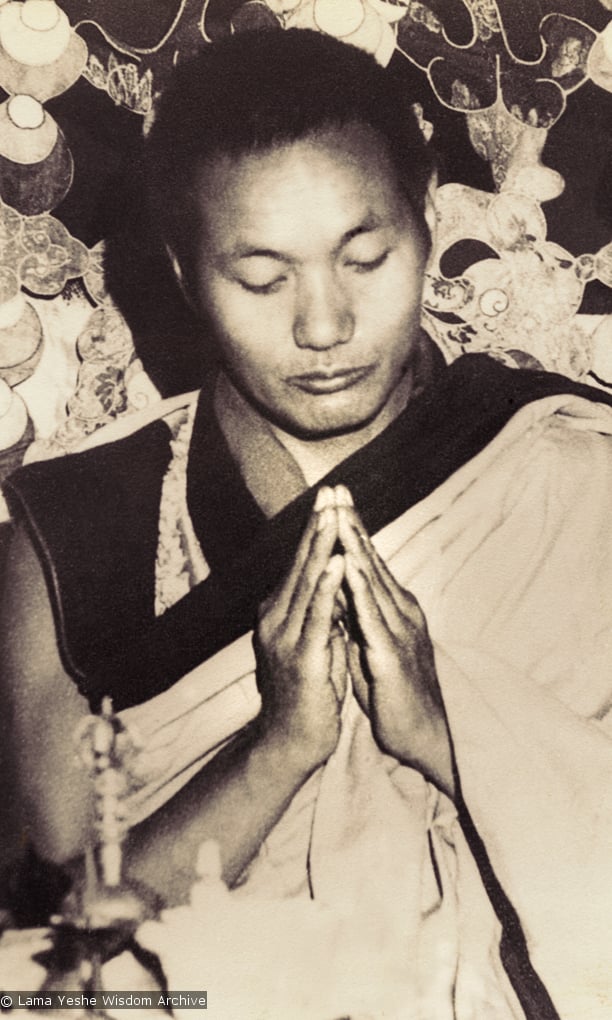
[1,0,612,518]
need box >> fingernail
[334,485,353,507]
[314,486,334,512]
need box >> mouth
[288,365,374,395]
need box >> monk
[1,28,611,1020]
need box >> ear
[422,170,438,250]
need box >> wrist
[249,716,325,789]
[407,715,456,800]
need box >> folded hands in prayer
[254,485,455,796]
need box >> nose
[292,271,354,350]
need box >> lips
[288,365,374,394]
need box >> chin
[239,376,405,442]
[277,403,385,442]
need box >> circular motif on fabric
[21,0,61,32]
[7,94,44,130]
[0,98,57,164]
[0,208,89,294]
[313,0,365,38]
[0,129,72,213]
[0,30,87,103]
[0,299,43,386]
[0,288,24,326]
[0,0,71,67]
[479,288,509,317]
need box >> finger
[286,506,339,640]
[339,507,403,626]
[343,552,390,649]
[338,503,412,621]
[334,487,383,570]
[268,486,336,621]
[333,484,353,509]
[336,498,390,584]
[287,485,336,590]
[301,554,344,646]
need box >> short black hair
[145,28,435,263]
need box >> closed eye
[237,276,287,295]
[346,251,389,273]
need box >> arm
[124,714,319,903]
[1,494,344,906]
[0,525,94,864]
[126,498,346,903]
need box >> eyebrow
[339,214,384,249]
[226,213,386,264]
[230,247,290,262]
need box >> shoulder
[2,390,201,529]
[1,416,180,695]
[494,399,612,556]
[4,418,172,526]
[528,401,612,486]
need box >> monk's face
[192,123,432,439]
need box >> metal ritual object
[36,698,159,1018]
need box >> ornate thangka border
[1,0,612,495]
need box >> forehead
[194,123,411,253]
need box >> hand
[336,487,455,797]
[254,487,346,776]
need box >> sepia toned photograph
[0,1,611,1017]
